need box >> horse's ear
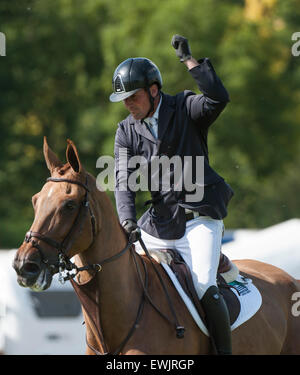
[66,139,82,174]
[43,136,63,173]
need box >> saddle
[141,249,241,326]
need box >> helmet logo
[114,74,125,93]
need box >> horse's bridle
[24,176,99,282]
[24,176,134,284]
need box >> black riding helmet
[109,57,163,103]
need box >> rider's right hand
[122,219,141,243]
[171,34,192,62]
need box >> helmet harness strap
[143,87,160,121]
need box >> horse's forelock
[56,163,72,176]
[51,163,81,179]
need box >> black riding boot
[201,285,232,355]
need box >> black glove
[122,219,141,243]
[171,34,192,62]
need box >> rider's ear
[43,136,63,173]
[150,83,159,99]
[66,139,82,174]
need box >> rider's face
[123,89,151,120]
[123,85,159,120]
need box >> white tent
[222,219,300,280]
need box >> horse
[13,137,300,355]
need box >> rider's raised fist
[171,34,192,62]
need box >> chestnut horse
[13,138,300,354]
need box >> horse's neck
[76,187,138,299]
[75,188,142,351]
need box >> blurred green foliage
[0,0,299,248]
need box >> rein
[24,175,184,354]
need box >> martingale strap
[70,248,146,356]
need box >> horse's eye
[64,200,77,210]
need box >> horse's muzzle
[13,246,53,291]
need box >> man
[110,35,234,355]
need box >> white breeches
[135,216,224,300]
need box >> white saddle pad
[161,263,262,336]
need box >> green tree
[0,0,299,248]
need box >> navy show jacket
[114,58,234,240]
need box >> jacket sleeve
[185,58,230,129]
[114,124,137,224]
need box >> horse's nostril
[22,262,40,275]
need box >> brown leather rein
[24,176,185,354]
